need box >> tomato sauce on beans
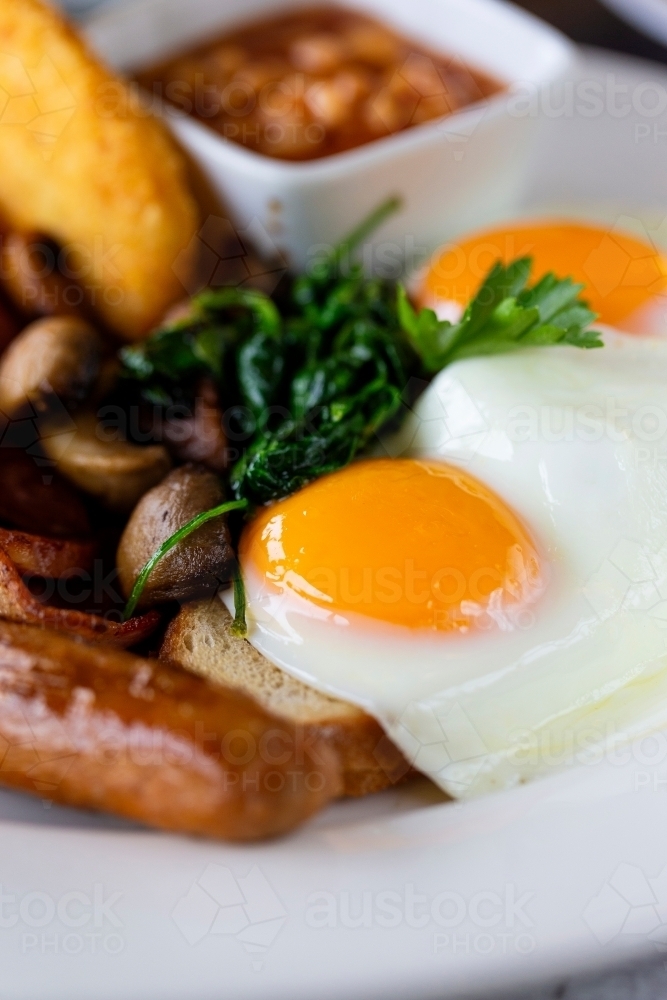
[138,5,502,161]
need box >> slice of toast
[160,596,412,797]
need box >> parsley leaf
[398,256,603,372]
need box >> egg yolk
[241,458,543,632]
[420,221,667,331]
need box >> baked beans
[138,5,502,161]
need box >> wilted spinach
[119,197,413,505]
[119,197,601,509]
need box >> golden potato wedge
[0,0,199,339]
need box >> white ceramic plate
[600,0,667,48]
[4,48,667,1000]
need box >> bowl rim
[85,0,575,179]
[159,93,509,180]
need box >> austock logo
[584,537,667,627]
[172,215,288,298]
[0,701,77,798]
[0,53,76,159]
[172,864,287,968]
[305,882,536,957]
[391,698,489,796]
[0,883,123,955]
[584,863,667,953]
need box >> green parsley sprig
[397,256,602,373]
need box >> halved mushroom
[0,315,102,416]
[41,411,171,513]
[117,463,235,609]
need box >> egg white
[229,329,667,798]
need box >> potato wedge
[0,0,199,339]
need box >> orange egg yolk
[420,221,667,331]
[241,458,543,632]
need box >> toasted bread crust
[161,596,412,796]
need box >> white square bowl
[85,0,574,269]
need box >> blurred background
[60,0,667,64]
[516,0,667,62]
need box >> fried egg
[233,328,667,798]
[418,220,667,334]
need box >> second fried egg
[418,220,667,334]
